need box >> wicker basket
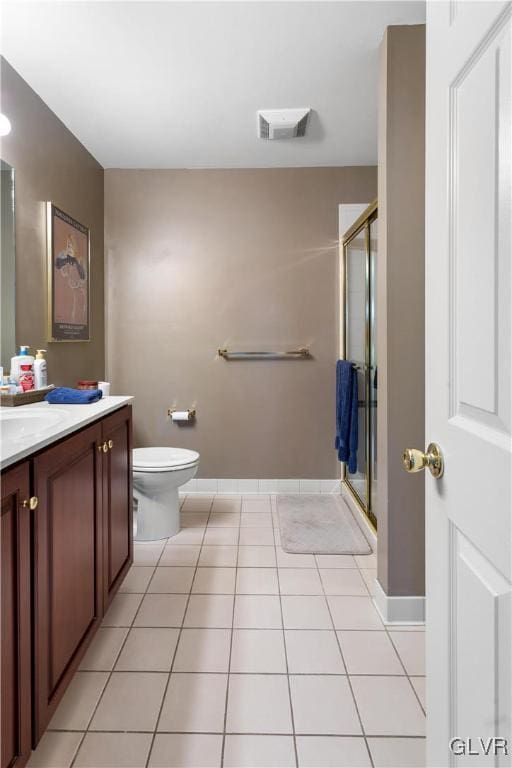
[0,385,55,407]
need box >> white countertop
[0,395,134,471]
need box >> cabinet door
[102,405,133,609]
[1,462,32,768]
[33,423,103,742]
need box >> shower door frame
[341,200,378,530]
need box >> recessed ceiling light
[0,114,12,137]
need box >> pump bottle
[34,349,48,389]
[10,346,35,384]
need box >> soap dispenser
[10,345,35,383]
[34,349,48,389]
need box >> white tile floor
[28,494,426,768]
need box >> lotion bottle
[34,349,48,389]
[10,345,34,383]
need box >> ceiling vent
[257,108,311,140]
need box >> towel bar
[218,347,311,360]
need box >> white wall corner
[373,579,425,624]
[339,203,369,240]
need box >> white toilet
[132,447,200,541]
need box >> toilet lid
[133,447,200,470]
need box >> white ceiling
[2,1,425,169]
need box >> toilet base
[132,459,198,542]
[133,485,180,541]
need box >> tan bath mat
[277,494,372,555]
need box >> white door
[426,2,511,766]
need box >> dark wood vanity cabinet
[32,421,104,740]
[1,404,133,759]
[101,407,133,610]
[1,462,32,768]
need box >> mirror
[1,160,15,372]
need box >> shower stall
[341,200,378,529]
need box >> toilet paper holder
[167,408,196,421]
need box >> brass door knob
[403,443,444,478]
[108,439,114,450]
[102,442,109,453]
[22,496,39,511]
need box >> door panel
[102,406,133,608]
[1,463,31,768]
[33,423,103,742]
[451,17,511,434]
[426,2,512,765]
[49,450,97,688]
[453,529,511,758]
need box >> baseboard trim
[373,579,425,624]
[181,478,342,495]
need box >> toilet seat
[133,446,200,473]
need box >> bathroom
[2,2,511,768]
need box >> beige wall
[377,26,426,596]
[1,58,105,385]
[105,167,376,478]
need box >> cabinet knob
[108,439,114,450]
[102,442,109,453]
[22,496,39,511]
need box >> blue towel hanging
[45,387,103,405]
[334,360,359,474]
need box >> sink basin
[0,407,70,443]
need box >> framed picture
[47,203,90,342]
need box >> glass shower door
[344,227,368,507]
[369,215,378,521]
[342,202,378,529]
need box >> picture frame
[47,202,90,342]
